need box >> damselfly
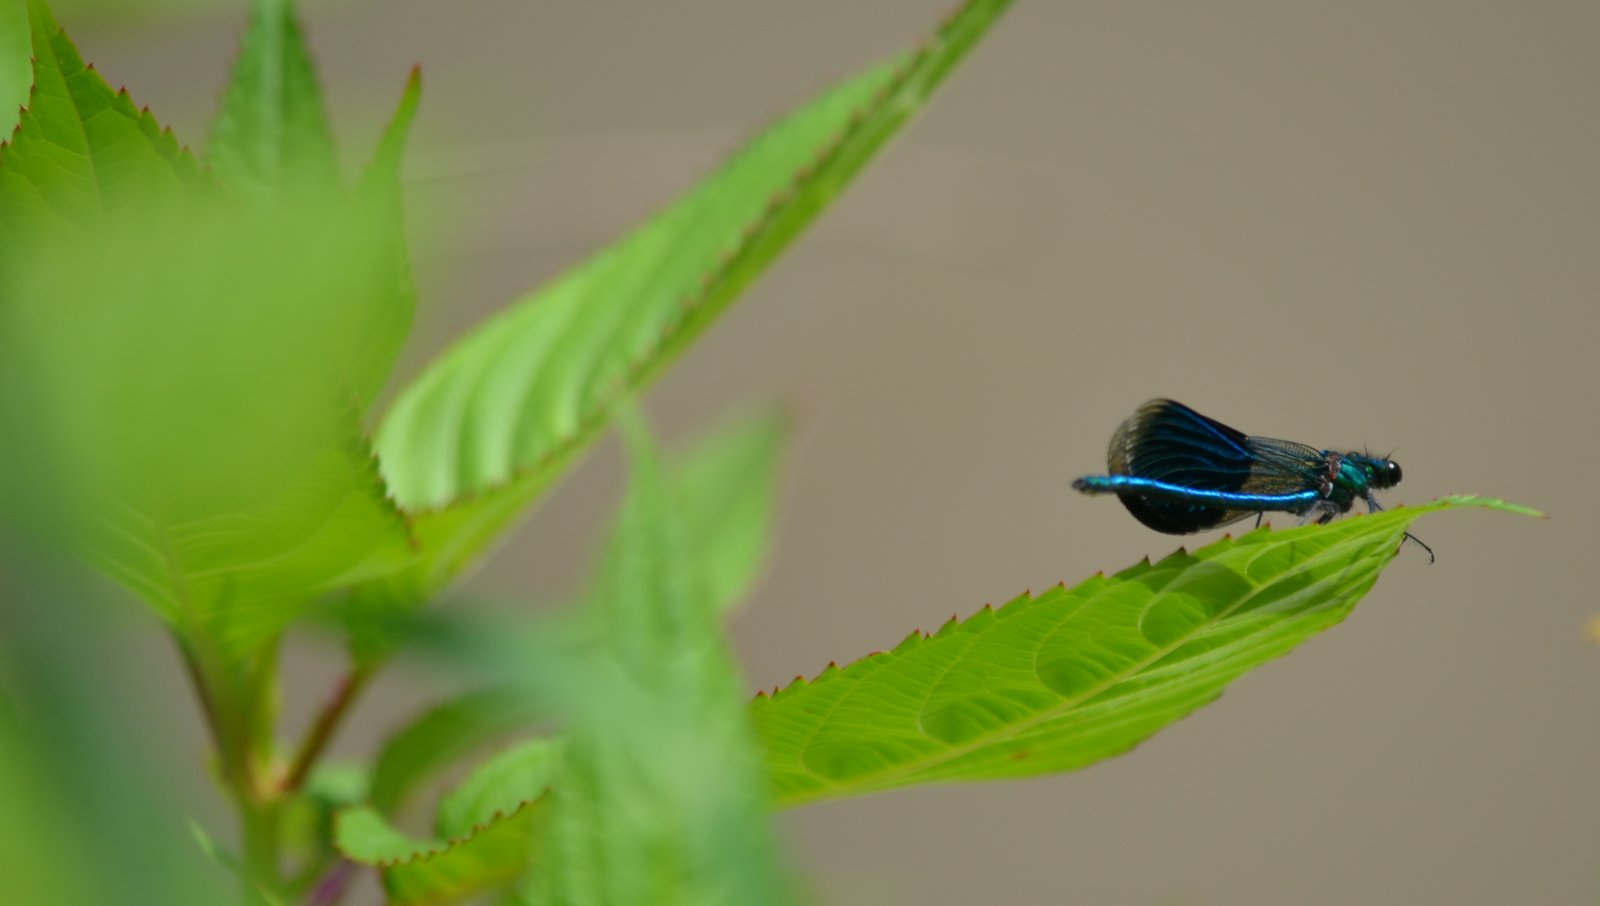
[1072,399,1432,561]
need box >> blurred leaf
[345,739,558,904]
[188,819,244,881]
[359,64,422,193]
[0,197,415,657]
[521,406,794,905]
[279,761,370,878]
[337,802,548,906]
[207,0,338,194]
[369,686,546,816]
[436,738,561,840]
[307,760,371,809]
[569,406,789,624]
[753,497,1538,807]
[334,806,427,865]
[365,0,1013,607]
[0,0,26,134]
[0,548,231,904]
[344,65,423,409]
[0,0,202,237]
[666,407,789,614]
[50,0,287,19]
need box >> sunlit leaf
[752,497,1538,807]
[0,0,202,237]
[366,0,1013,605]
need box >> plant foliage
[753,498,1536,806]
[0,1,1539,904]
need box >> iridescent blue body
[1073,400,1428,557]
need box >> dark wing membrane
[1238,435,1329,495]
[1108,399,1253,490]
[1104,400,1324,535]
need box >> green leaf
[334,805,433,866]
[0,0,27,135]
[0,197,415,657]
[575,406,789,622]
[339,741,557,906]
[344,65,422,410]
[522,405,794,905]
[369,686,546,816]
[667,407,789,614]
[0,0,202,235]
[367,0,1013,602]
[436,739,561,840]
[752,497,1538,807]
[336,802,548,906]
[206,0,338,194]
[359,64,421,194]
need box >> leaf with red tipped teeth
[0,0,203,236]
[207,0,338,194]
[336,799,549,906]
[367,686,547,816]
[364,0,1014,605]
[0,0,25,136]
[339,738,557,904]
[751,497,1537,807]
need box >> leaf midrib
[37,24,109,217]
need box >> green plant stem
[281,665,369,793]
[239,797,282,905]
[177,631,290,901]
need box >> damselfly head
[1350,454,1403,490]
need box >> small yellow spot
[1588,614,1600,645]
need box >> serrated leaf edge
[751,496,1533,704]
[335,796,544,869]
[386,3,983,521]
[1,14,205,195]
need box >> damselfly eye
[1385,461,1402,487]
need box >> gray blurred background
[72,1,1597,903]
